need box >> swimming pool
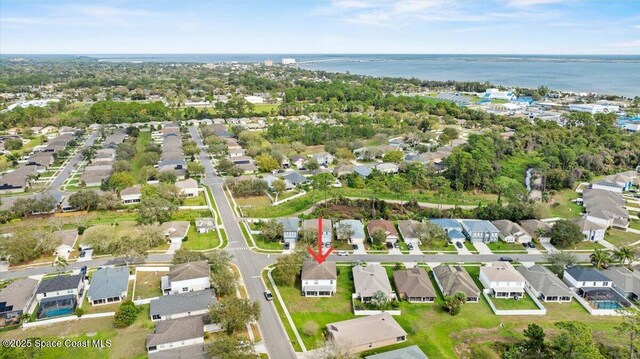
[593,300,622,310]
[41,307,74,318]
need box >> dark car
[352,244,359,250]
[528,242,536,249]
[407,243,414,250]
[456,242,463,249]
[499,256,514,263]
[393,242,399,249]
[264,290,273,301]
[284,242,290,250]
[522,242,528,248]
[386,242,393,249]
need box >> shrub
[114,300,139,328]
[302,321,319,336]
[77,226,86,235]
[75,308,85,317]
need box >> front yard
[486,241,527,253]
[183,193,207,206]
[606,228,640,248]
[182,225,220,250]
[554,240,605,251]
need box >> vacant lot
[134,271,164,299]
[182,224,220,250]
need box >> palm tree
[590,249,611,270]
[613,247,636,268]
[54,256,68,272]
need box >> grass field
[252,233,283,250]
[182,224,220,250]
[490,293,540,310]
[554,241,605,251]
[134,271,164,299]
[606,228,640,248]
[548,189,583,219]
[129,130,152,182]
[183,193,207,206]
[253,103,280,114]
[335,187,497,206]
[236,193,314,218]
[271,264,627,358]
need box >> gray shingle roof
[277,218,299,232]
[393,268,435,298]
[517,265,571,297]
[365,345,428,359]
[150,289,217,318]
[146,316,204,348]
[565,266,611,282]
[353,264,393,298]
[601,267,640,295]
[88,267,129,301]
[282,171,308,185]
[432,265,480,298]
[36,274,83,294]
[301,261,337,281]
[0,278,38,313]
[168,261,210,282]
[148,344,208,359]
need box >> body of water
[28,54,640,97]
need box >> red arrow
[307,217,333,264]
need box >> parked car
[352,244,358,250]
[263,290,273,301]
[499,256,514,262]
[284,242,290,250]
[386,242,393,249]
[456,242,463,249]
[407,243,414,250]
[528,242,536,248]
[522,242,528,248]
[393,242,399,249]
[337,250,348,256]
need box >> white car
[337,250,348,256]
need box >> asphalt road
[189,126,298,359]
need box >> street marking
[251,275,261,279]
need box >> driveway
[526,246,541,254]
[353,244,367,255]
[540,241,558,253]
[454,243,472,255]
[388,248,402,255]
[408,245,422,255]
[473,242,493,255]
[166,242,181,254]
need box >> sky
[0,0,639,55]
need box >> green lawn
[183,193,207,206]
[629,220,640,231]
[87,211,138,225]
[253,103,280,114]
[272,263,627,358]
[420,239,454,252]
[490,293,540,310]
[555,241,605,250]
[134,271,163,299]
[606,228,640,248]
[278,268,356,350]
[335,187,497,206]
[237,193,314,218]
[182,225,220,250]
[549,189,583,219]
[486,241,527,252]
[0,304,152,359]
[253,234,284,251]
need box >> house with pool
[34,274,84,318]
[563,266,633,314]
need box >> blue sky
[1,0,639,54]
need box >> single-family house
[354,165,373,178]
[195,218,215,234]
[0,165,39,193]
[393,267,436,303]
[460,220,500,243]
[121,184,142,205]
[519,219,552,242]
[432,265,481,303]
[397,220,422,245]
[335,219,366,245]
[35,274,84,318]
[491,220,532,243]
[591,171,637,193]
[147,344,208,359]
[146,316,205,354]
[517,265,572,302]
[479,262,526,298]
[161,261,211,295]
[159,221,190,244]
[333,164,354,177]
[87,267,130,305]
[301,261,337,297]
[150,289,217,321]
[176,178,199,197]
[290,155,307,170]
[364,345,427,359]
[601,267,640,300]
[571,217,607,242]
[54,229,78,260]
[302,219,332,247]
[563,266,612,289]
[326,313,407,353]
[353,264,396,302]
[309,152,334,167]
[0,278,38,326]
[367,220,399,244]
[430,219,466,243]
[282,171,308,187]
[276,218,299,244]
[375,163,399,174]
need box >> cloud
[506,0,565,6]
[609,39,640,50]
